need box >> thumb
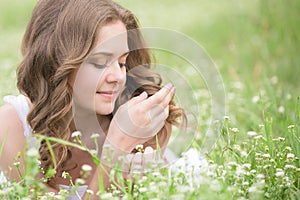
[129,91,148,105]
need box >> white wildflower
[254,135,263,140]
[135,144,144,150]
[58,189,68,195]
[256,174,265,179]
[152,171,161,177]
[236,168,245,176]
[263,164,271,169]
[238,189,244,195]
[262,154,270,158]
[242,163,251,169]
[265,146,269,151]
[255,157,263,162]
[224,116,230,120]
[138,187,147,193]
[288,124,295,129]
[285,146,292,152]
[90,133,100,139]
[287,153,295,159]
[228,161,238,168]
[275,171,284,177]
[242,181,249,186]
[258,124,264,129]
[255,152,262,157]
[47,192,55,197]
[71,131,82,138]
[233,144,241,151]
[240,151,248,157]
[86,189,94,195]
[231,128,239,133]
[278,106,285,113]
[62,171,69,179]
[285,164,296,170]
[252,96,260,103]
[81,164,92,172]
[247,131,257,137]
[75,178,85,185]
[26,148,39,157]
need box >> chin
[94,98,117,115]
[95,107,114,115]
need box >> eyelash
[119,63,127,68]
[92,63,127,69]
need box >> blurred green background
[0,0,299,139]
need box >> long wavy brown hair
[17,0,184,183]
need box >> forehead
[92,20,129,57]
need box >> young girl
[0,0,183,198]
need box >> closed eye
[119,63,127,68]
[92,63,107,69]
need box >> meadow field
[0,0,299,199]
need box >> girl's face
[69,20,129,115]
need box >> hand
[106,83,175,153]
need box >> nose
[105,60,125,83]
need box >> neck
[69,108,111,150]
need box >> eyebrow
[91,51,113,56]
[91,50,130,57]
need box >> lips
[96,91,116,99]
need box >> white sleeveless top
[3,95,87,199]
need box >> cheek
[120,68,127,85]
[76,64,105,89]
[72,65,105,104]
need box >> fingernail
[139,91,148,99]
[171,86,176,93]
[164,82,173,89]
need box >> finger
[144,146,155,163]
[149,104,164,119]
[128,91,148,105]
[142,83,174,109]
[130,152,143,172]
[144,146,154,154]
[160,86,175,108]
[146,113,167,137]
[164,105,169,118]
[122,154,135,172]
[149,104,169,120]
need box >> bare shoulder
[0,103,24,135]
[0,103,26,179]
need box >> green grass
[0,0,299,199]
